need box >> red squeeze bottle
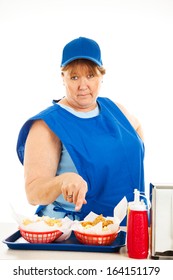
[127,189,149,259]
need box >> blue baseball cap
[61,37,103,67]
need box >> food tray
[3,230,126,253]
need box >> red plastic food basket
[20,228,62,243]
[74,231,119,245]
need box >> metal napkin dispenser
[150,183,173,259]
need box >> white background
[0,0,173,222]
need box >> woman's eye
[71,76,78,80]
[88,74,94,79]
[70,74,94,80]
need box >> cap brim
[61,56,102,67]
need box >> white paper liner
[72,211,120,235]
[19,215,73,242]
[11,196,127,241]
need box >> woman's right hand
[59,172,88,211]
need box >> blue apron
[17,97,145,224]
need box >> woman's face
[62,63,103,111]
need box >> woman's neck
[59,97,98,112]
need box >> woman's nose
[78,77,88,90]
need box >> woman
[17,37,145,224]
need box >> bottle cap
[128,189,147,211]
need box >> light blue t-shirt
[57,104,99,174]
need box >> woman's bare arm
[116,103,144,141]
[24,120,87,210]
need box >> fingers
[60,173,87,211]
[74,188,87,211]
[72,181,87,211]
[65,189,87,211]
[66,186,87,211]
[66,194,73,201]
[75,199,87,211]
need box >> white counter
[0,223,131,260]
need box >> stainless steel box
[150,183,173,259]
